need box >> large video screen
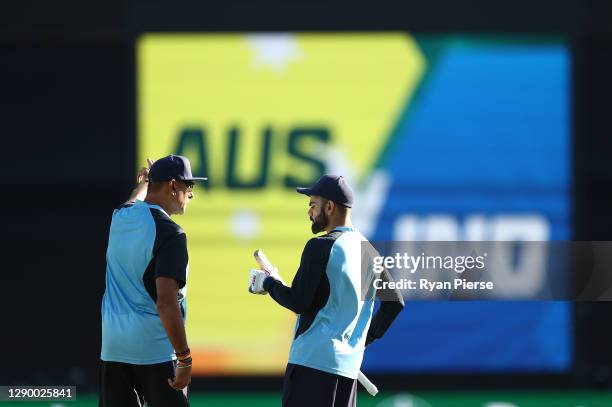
[138,33,570,374]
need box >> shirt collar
[332,226,356,232]
[139,200,171,218]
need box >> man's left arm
[124,159,154,204]
[263,239,328,314]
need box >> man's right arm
[154,232,191,390]
[365,266,405,346]
[154,232,189,345]
[156,277,189,354]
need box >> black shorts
[282,363,357,407]
[99,360,189,407]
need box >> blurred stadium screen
[137,33,570,376]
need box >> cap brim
[185,177,208,181]
[296,187,313,196]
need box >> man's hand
[168,364,191,391]
[249,269,269,294]
[126,158,154,203]
[249,266,286,294]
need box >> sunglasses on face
[178,181,195,193]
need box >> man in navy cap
[249,175,405,407]
[100,155,206,407]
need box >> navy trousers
[99,361,189,407]
[282,363,357,407]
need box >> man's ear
[326,200,335,216]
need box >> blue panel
[363,39,571,373]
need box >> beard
[310,211,328,234]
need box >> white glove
[248,267,286,295]
[249,269,269,294]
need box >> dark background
[1,0,612,392]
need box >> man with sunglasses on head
[99,155,205,407]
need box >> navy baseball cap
[296,175,354,208]
[148,155,207,182]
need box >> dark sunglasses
[178,181,195,192]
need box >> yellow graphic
[138,33,424,374]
